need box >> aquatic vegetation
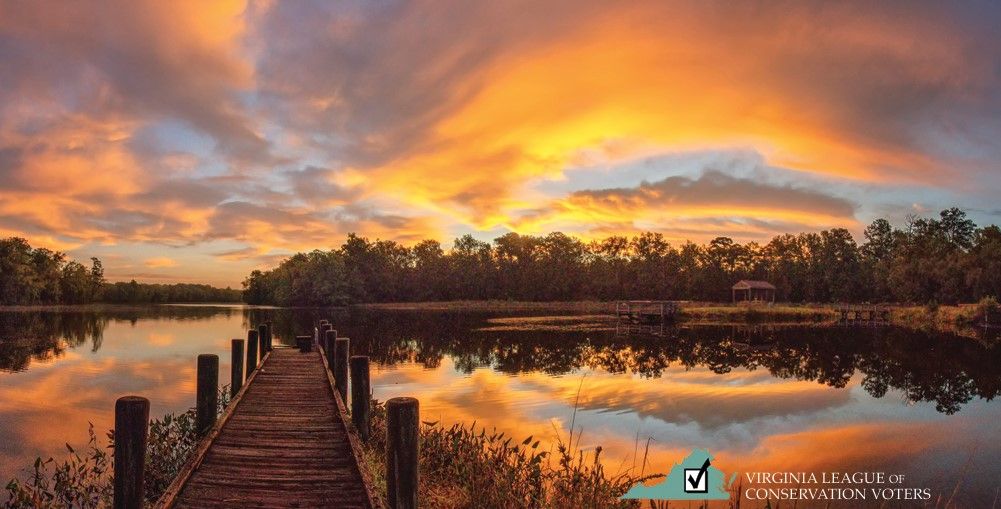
[361,399,659,508]
[3,387,231,509]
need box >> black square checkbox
[684,468,708,493]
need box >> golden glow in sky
[1,1,1000,285]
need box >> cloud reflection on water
[1,307,999,506]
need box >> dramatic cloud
[1,0,999,284]
[510,170,859,240]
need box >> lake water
[1,305,999,507]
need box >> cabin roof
[732,279,776,290]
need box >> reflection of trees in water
[0,312,107,371]
[0,306,242,372]
[3,306,998,414]
[329,311,1000,415]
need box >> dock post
[196,354,219,435]
[258,323,271,352]
[334,337,350,402]
[320,323,333,351]
[350,355,370,441]
[246,329,259,374]
[231,339,244,397]
[324,329,337,365]
[296,335,312,353]
[113,396,149,509]
[386,397,419,509]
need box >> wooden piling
[258,323,271,352]
[350,355,370,442]
[386,397,419,509]
[246,329,260,374]
[334,337,350,402]
[324,329,337,363]
[114,396,149,509]
[317,323,329,351]
[296,335,313,353]
[196,354,219,435]
[230,339,244,398]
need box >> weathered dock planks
[155,348,380,509]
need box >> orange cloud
[144,257,178,268]
[506,171,859,241]
[341,1,986,231]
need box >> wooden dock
[154,346,380,508]
[615,300,678,324]
[835,304,891,326]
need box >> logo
[684,458,711,493]
[621,449,736,501]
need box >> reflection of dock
[615,300,678,324]
[836,304,891,326]
[615,321,668,336]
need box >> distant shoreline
[0,302,267,312]
[2,300,992,336]
[356,300,993,335]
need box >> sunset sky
[2,1,1000,287]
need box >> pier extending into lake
[159,348,377,508]
[111,320,418,509]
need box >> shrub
[3,387,230,509]
[361,400,658,508]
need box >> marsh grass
[677,304,835,324]
[889,297,999,334]
[3,386,231,509]
[361,398,660,508]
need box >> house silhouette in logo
[621,448,735,501]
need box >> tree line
[0,237,241,305]
[242,208,1001,307]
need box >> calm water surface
[1,305,999,506]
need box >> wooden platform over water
[835,304,892,326]
[156,347,379,509]
[615,300,678,324]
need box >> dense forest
[0,237,241,305]
[243,208,1001,307]
[100,281,242,304]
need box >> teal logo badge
[621,449,735,500]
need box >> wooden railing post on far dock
[196,354,219,435]
[386,397,419,509]
[114,396,149,509]
[350,355,371,442]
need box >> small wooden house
[732,280,776,303]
